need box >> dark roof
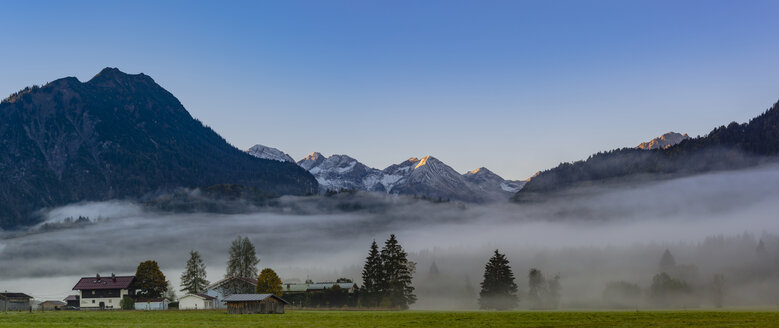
[0,293,32,299]
[207,276,258,290]
[64,295,80,301]
[73,275,134,290]
[196,293,216,300]
[222,294,289,304]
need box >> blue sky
[2,0,779,179]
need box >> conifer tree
[478,249,518,310]
[180,250,210,294]
[361,240,384,307]
[658,249,676,273]
[380,234,416,309]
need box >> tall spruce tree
[226,236,260,278]
[180,250,210,294]
[361,240,384,307]
[478,249,518,310]
[380,234,416,309]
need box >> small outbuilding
[0,292,32,311]
[38,300,66,311]
[178,293,217,310]
[222,294,289,314]
[64,295,80,308]
[134,298,169,311]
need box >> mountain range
[246,145,526,203]
[514,100,779,202]
[0,68,317,229]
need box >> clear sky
[2,0,779,180]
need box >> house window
[92,300,95,304]
[109,300,112,303]
[92,291,95,295]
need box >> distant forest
[515,100,779,202]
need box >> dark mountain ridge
[514,100,779,202]
[0,68,317,229]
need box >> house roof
[73,275,134,290]
[64,295,80,301]
[282,283,310,293]
[222,294,289,304]
[206,276,258,290]
[0,292,32,299]
[181,293,216,301]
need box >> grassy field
[1,309,778,328]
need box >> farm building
[178,294,217,310]
[134,298,169,311]
[72,273,135,310]
[307,282,358,293]
[204,276,258,309]
[0,292,32,311]
[38,300,66,311]
[222,294,289,314]
[282,281,360,307]
[64,295,80,307]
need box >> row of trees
[361,234,417,309]
[478,250,561,310]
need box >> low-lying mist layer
[1,165,778,309]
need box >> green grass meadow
[2,310,779,328]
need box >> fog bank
[1,165,779,308]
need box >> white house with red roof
[72,273,135,310]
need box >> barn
[0,293,32,311]
[222,294,289,314]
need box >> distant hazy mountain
[260,150,523,202]
[0,68,317,229]
[514,100,779,202]
[637,132,690,150]
[246,144,295,163]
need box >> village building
[178,293,217,310]
[306,282,359,293]
[38,300,66,311]
[72,274,135,310]
[134,298,169,310]
[64,295,80,308]
[222,294,289,314]
[0,292,32,311]
[204,276,258,309]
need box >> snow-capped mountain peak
[246,144,295,163]
[246,144,527,202]
[637,132,690,150]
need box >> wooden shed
[222,294,289,314]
